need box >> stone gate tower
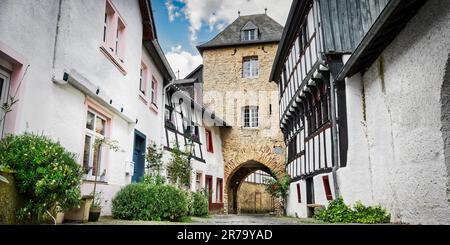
[197,14,286,214]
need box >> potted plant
[82,166,92,180]
[89,191,103,222]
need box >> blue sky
[151,0,292,78]
[152,0,203,55]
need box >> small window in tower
[243,106,259,128]
[243,56,259,78]
[242,29,257,41]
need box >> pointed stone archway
[223,145,285,214]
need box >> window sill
[139,93,148,105]
[82,179,108,185]
[150,103,158,113]
[242,127,260,130]
[100,44,127,75]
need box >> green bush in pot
[0,133,83,224]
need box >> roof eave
[140,0,157,41]
[144,40,176,84]
[197,39,281,53]
[170,85,231,127]
[337,0,427,80]
[185,64,204,79]
[269,0,307,83]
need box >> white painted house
[0,0,165,215]
[270,0,450,224]
[0,0,227,216]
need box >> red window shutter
[217,178,223,203]
[322,176,333,201]
[205,129,213,153]
[296,183,301,203]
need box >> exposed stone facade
[239,182,275,213]
[202,43,285,213]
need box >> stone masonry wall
[238,182,275,213]
[202,43,286,213]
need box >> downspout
[52,0,66,85]
[327,55,344,199]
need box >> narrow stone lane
[83,215,321,225]
[191,215,320,225]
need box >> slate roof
[197,14,284,52]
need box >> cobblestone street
[191,215,321,225]
[82,215,321,225]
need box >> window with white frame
[103,11,109,43]
[139,63,147,96]
[114,18,125,58]
[243,106,259,128]
[101,0,126,67]
[83,110,108,180]
[242,29,257,41]
[151,77,158,107]
[243,57,259,78]
[0,69,10,138]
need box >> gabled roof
[241,21,258,31]
[197,14,284,53]
[185,65,203,82]
[269,0,309,83]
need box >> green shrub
[0,133,83,224]
[189,191,209,217]
[142,174,165,186]
[353,201,391,224]
[314,198,391,224]
[112,183,189,221]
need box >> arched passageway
[226,161,280,214]
[222,145,286,214]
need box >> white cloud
[176,0,293,44]
[166,45,203,79]
[165,0,182,22]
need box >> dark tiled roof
[197,14,284,52]
[185,64,203,82]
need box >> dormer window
[243,29,257,41]
[241,21,259,41]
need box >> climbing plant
[145,141,164,176]
[265,172,291,215]
[167,144,192,188]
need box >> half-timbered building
[271,0,450,224]
[164,66,228,212]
